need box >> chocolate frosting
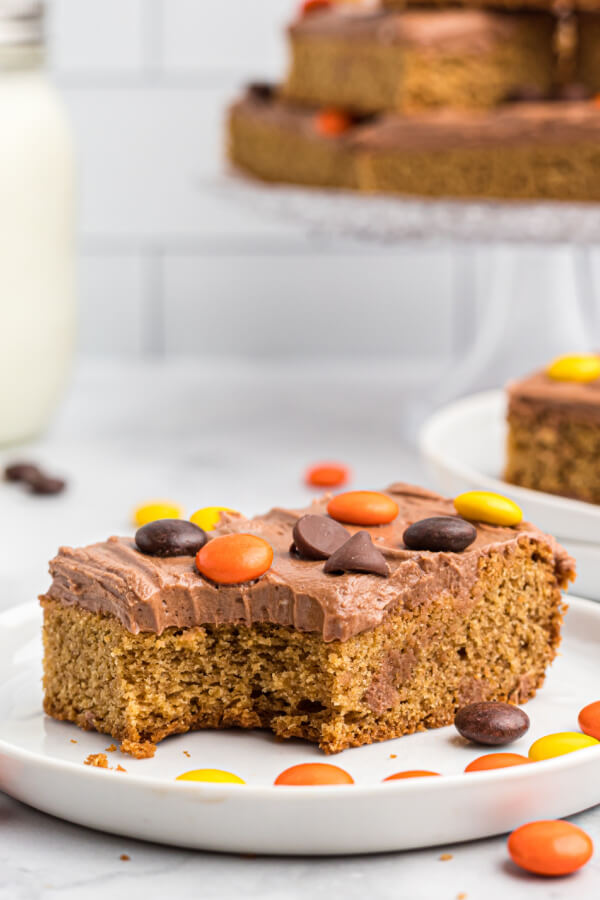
[46,483,574,643]
[507,366,600,425]
[289,8,553,53]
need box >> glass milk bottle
[0,1,75,444]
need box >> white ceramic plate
[419,390,600,546]
[1,599,600,855]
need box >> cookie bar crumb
[84,753,108,768]
[120,739,156,759]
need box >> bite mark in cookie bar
[505,361,600,503]
[41,484,574,754]
[282,8,555,113]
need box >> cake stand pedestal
[215,175,600,427]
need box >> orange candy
[315,109,353,137]
[300,0,331,14]
[274,763,354,786]
[465,753,531,773]
[579,700,600,740]
[305,462,350,489]
[195,533,273,585]
[327,490,399,526]
[383,771,440,781]
[508,820,593,876]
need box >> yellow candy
[190,506,238,531]
[176,768,245,784]
[453,491,522,527]
[546,354,600,384]
[133,501,182,527]
[529,732,599,761]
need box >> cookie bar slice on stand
[281,7,556,113]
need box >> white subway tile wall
[44,0,465,362]
[46,0,595,370]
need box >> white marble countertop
[1,360,599,900]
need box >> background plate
[0,598,600,855]
[419,390,600,544]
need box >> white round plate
[1,598,600,855]
[419,390,600,547]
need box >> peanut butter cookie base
[228,94,600,203]
[42,539,567,755]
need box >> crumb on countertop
[389,754,397,759]
[105,744,117,752]
[440,853,453,861]
[70,739,78,744]
[183,750,191,758]
[120,854,130,861]
[120,739,156,759]
[116,764,127,773]
[84,753,109,768]
[457,893,467,900]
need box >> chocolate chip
[504,85,548,104]
[324,531,389,577]
[4,462,41,482]
[135,519,207,557]
[29,475,66,495]
[247,82,275,103]
[555,82,593,102]
[292,515,350,561]
[403,517,476,553]
[454,702,530,746]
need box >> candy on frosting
[46,483,574,643]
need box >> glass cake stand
[214,173,600,423]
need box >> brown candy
[324,530,389,577]
[135,519,207,558]
[4,461,66,495]
[403,516,476,553]
[247,82,275,103]
[292,515,350,561]
[455,701,530,746]
[4,461,41,482]
[29,475,66,495]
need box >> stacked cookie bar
[228,1,600,201]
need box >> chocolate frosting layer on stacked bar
[47,483,573,642]
[507,368,600,425]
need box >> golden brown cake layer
[228,91,359,189]
[282,8,556,113]
[505,367,600,503]
[229,91,600,202]
[46,483,573,642]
